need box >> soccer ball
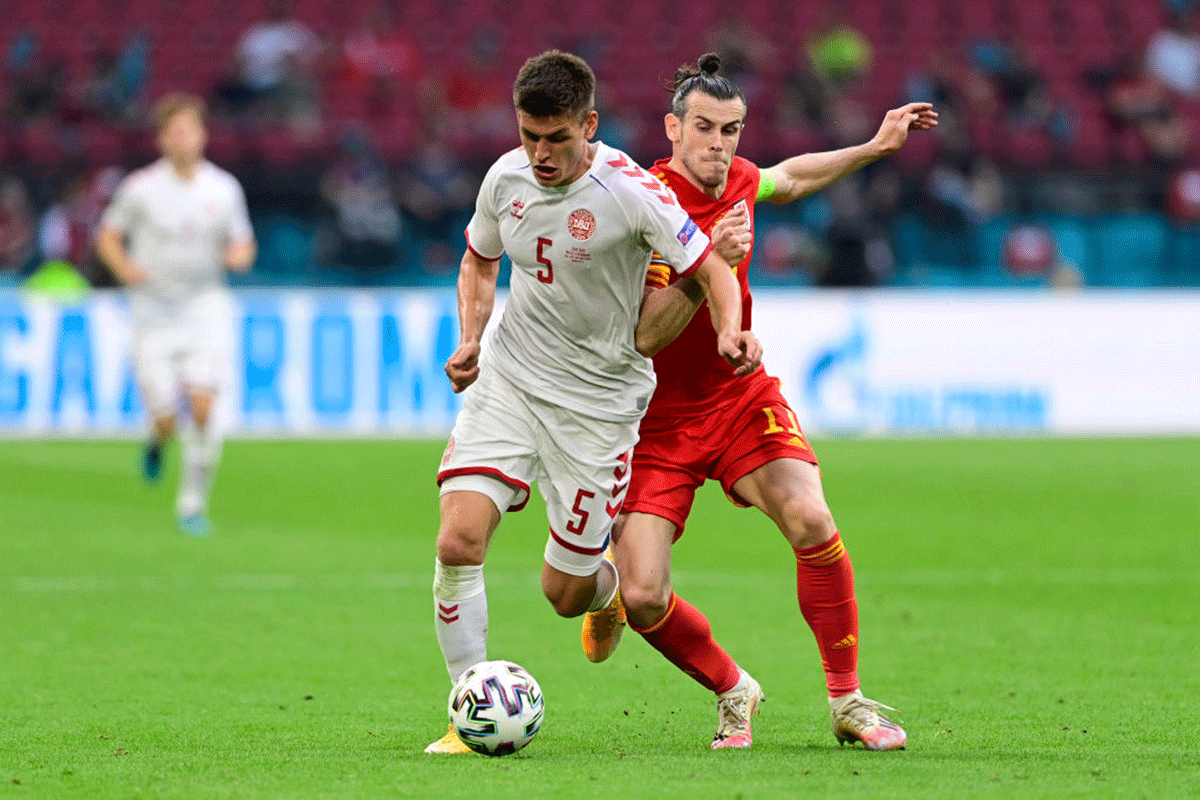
[448,660,544,757]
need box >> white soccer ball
[448,660,544,756]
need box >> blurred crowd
[3,0,1200,290]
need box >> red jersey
[645,156,760,419]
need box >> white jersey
[101,159,253,321]
[465,142,712,422]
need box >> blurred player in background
[425,50,761,754]
[582,54,937,750]
[96,93,256,536]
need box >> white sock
[177,417,222,518]
[586,556,619,613]
[830,689,863,709]
[433,559,488,683]
[719,669,749,698]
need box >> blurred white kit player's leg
[133,289,232,535]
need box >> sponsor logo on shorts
[441,437,456,465]
[568,208,596,241]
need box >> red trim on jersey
[677,239,715,280]
[463,229,503,262]
[437,467,530,511]
[548,527,611,556]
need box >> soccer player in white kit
[424,51,763,754]
[96,93,256,536]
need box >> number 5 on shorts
[565,488,595,535]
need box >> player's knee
[619,579,671,622]
[190,395,213,426]
[153,415,175,441]
[435,523,487,567]
[779,493,836,548]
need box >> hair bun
[698,53,721,75]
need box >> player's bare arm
[635,205,751,357]
[693,250,762,375]
[633,200,749,359]
[445,249,500,393]
[762,102,938,205]
[95,224,149,285]
[224,240,257,273]
[636,278,706,357]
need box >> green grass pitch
[1,437,1198,799]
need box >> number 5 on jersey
[536,237,553,284]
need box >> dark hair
[513,50,595,120]
[669,53,745,118]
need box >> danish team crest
[567,208,596,241]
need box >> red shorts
[625,373,818,537]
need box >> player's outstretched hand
[445,342,482,393]
[872,102,939,156]
[712,204,752,267]
[718,329,763,376]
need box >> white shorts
[131,290,232,418]
[438,367,638,577]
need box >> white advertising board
[1,289,1196,437]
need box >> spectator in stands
[231,0,321,120]
[320,129,403,278]
[816,178,896,287]
[972,41,1072,155]
[439,25,513,164]
[1098,49,1192,164]
[806,7,872,91]
[778,8,870,147]
[4,51,67,124]
[75,34,149,123]
[0,177,36,279]
[398,138,477,271]
[705,13,778,112]
[335,3,422,121]
[917,157,988,269]
[1145,7,1200,97]
[37,168,122,287]
[905,50,974,156]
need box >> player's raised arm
[761,102,938,205]
[444,248,501,393]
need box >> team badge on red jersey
[568,208,596,241]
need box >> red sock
[632,592,741,694]
[794,531,860,697]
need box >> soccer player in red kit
[582,53,937,750]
